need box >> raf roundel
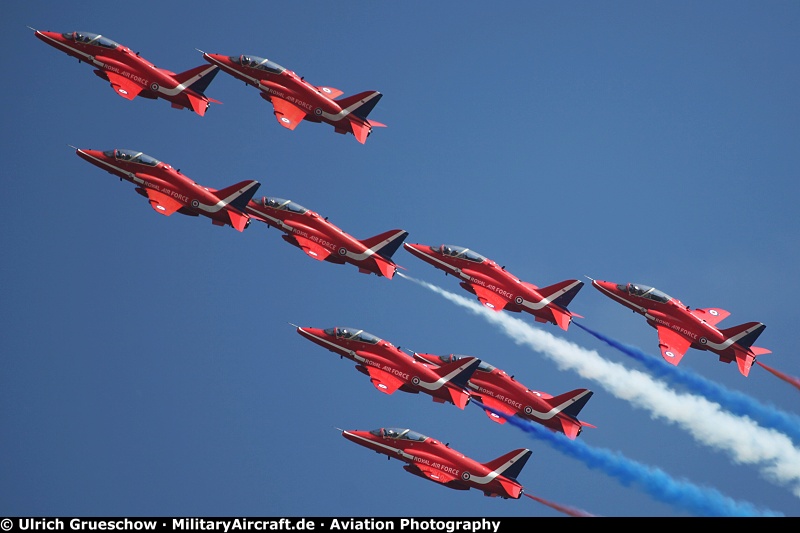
[280,117,291,124]
[150,82,159,91]
[700,337,708,345]
[665,351,676,359]
[515,296,524,305]
[191,199,200,208]
[314,107,323,116]
[461,471,471,481]
[411,376,420,386]
[710,309,719,316]
[338,247,347,256]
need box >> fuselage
[35,30,212,112]
[341,427,526,499]
[75,148,250,229]
[295,326,473,405]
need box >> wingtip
[584,275,595,282]
[288,322,299,328]
[195,48,206,55]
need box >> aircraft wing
[363,365,405,395]
[476,395,516,424]
[415,464,459,485]
[293,235,332,261]
[691,307,731,326]
[471,284,508,312]
[144,189,183,216]
[317,86,343,99]
[271,97,306,130]
[656,325,692,366]
[105,70,143,100]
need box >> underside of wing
[656,325,692,366]
[691,307,731,326]
[105,70,143,100]
[471,284,508,311]
[293,235,332,261]
[271,96,306,130]
[364,365,405,395]
[477,396,516,424]
[317,86,344,99]
[144,188,183,216]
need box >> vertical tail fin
[174,64,220,96]
[482,448,532,482]
[719,322,769,377]
[214,180,261,212]
[434,356,480,409]
[539,279,584,309]
[544,389,595,439]
[336,91,383,120]
[361,229,409,261]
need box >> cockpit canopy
[260,197,307,214]
[102,149,160,167]
[439,244,486,263]
[433,354,495,373]
[64,32,119,49]
[323,327,381,344]
[369,427,428,442]
[621,283,671,304]
[230,55,285,74]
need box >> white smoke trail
[399,273,800,499]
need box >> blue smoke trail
[573,320,800,444]
[471,400,782,517]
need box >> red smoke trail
[523,493,596,517]
[756,361,800,392]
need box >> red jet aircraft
[413,353,595,439]
[404,243,584,331]
[340,426,531,499]
[246,197,407,279]
[32,28,220,116]
[74,147,260,232]
[293,325,480,409]
[591,278,771,377]
[202,52,385,143]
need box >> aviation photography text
[7,518,505,533]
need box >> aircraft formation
[34,27,778,508]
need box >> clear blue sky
[3,1,799,518]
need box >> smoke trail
[474,401,781,517]
[397,273,800,500]
[757,361,800,393]
[573,320,800,443]
[523,493,597,517]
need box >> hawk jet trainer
[74,147,259,232]
[413,353,595,439]
[340,426,531,499]
[202,52,385,143]
[246,196,407,279]
[591,278,770,377]
[404,243,584,331]
[32,28,220,116]
[293,325,479,409]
